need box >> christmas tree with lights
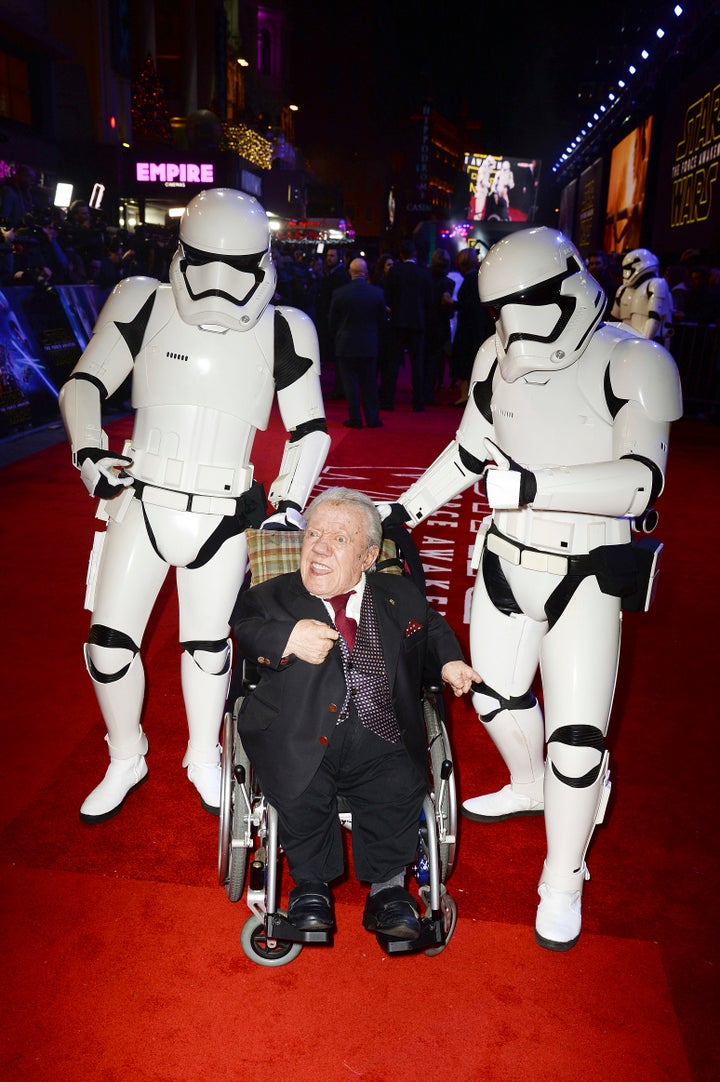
[131,56,172,144]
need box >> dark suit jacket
[328,278,388,358]
[384,258,433,331]
[234,570,464,802]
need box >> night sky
[287,2,623,167]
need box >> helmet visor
[179,241,266,308]
[489,273,576,351]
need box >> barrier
[669,322,720,417]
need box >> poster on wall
[652,59,720,255]
[603,116,653,253]
[558,178,578,239]
[464,154,541,223]
[575,159,606,256]
[0,285,109,436]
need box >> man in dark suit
[380,238,433,412]
[328,257,387,428]
[234,488,479,942]
[314,246,350,398]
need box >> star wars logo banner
[652,58,720,253]
[671,84,719,227]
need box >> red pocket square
[405,619,423,637]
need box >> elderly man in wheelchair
[229,487,479,959]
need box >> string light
[552,2,687,174]
[220,123,273,169]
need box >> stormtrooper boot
[80,729,149,823]
[183,744,222,815]
[462,781,544,821]
[535,861,590,952]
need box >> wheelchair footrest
[265,911,333,945]
[376,914,445,955]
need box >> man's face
[300,502,378,599]
[325,249,339,269]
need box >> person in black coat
[328,257,387,428]
[314,246,350,396]
[380,238,433,412]
[449,247,495,405]
[234,488,479,942]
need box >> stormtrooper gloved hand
[375,501,411,526]
[77,448,134,500]
[260,501,306,531]
[483,438,537,508]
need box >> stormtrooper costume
[382,227,682,950]
[59,188,330,823]
[610,248,674,346]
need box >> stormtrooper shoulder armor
[274,305,320,366]
[93,276,161,333]
[607,335,683,423]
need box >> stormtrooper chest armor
[127,294,276,497]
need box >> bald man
[328,257,387,429]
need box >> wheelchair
[217,526,459,968]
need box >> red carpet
[1,367,717,1080]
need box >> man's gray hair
[305,487,383,551]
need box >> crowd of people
[0,164,179,293]
[278,240,719,427]
[1,164,718,425]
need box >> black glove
[77,447,133,500]
[375,501,412,526]
[260,501,306,531]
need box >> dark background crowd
[1,163,718,421]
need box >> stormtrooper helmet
[169,188,277,331]
[478,227,606,381]
[620,248,659,287]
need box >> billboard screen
[603,117,653,253]
[464,154,540,223]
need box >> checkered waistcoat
[335,587,402,743]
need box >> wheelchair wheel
[218,709,251,902]
[423,694,457,883]
[240,915,303,967]
[423,889,458,957]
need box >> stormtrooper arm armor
[642,278,674,340]
[267,306,331,511]
[59,277,160,464]
[487,337,683,518]
[398,343,497,524]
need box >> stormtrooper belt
[485,525,592,577]
[131,479,243,517]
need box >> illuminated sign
[653,59,720,252]
[135,162,214,186]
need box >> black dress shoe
[362,886,421,940]
[287,882,334,931]
[343,419,363,428]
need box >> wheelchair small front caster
[240,915,303,967]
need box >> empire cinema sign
[135,162,214,187]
